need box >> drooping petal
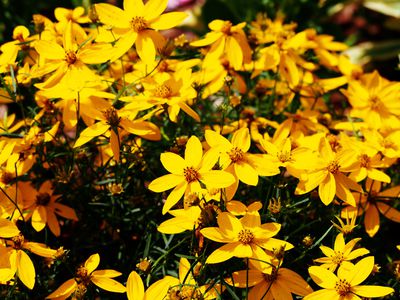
[73,122,110,148]
[205,243,237,264]
[318,172,336,206]
[46,279,77,299]
[127,271,144,300]
[136,31,156,63]
[91,276,126,293]
[162,181,187,214]
[16,250,35,289]
[364,205,380,237]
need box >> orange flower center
[11,234,24,250]
[36,192,51,206]
[369,95,382,110]
[277,151,291,163]
[103,107,121,127]
[359,154,371,168]
[327,160,340,174]
[130,16,147,32]
[167,286,203,300]
[0,171,14,185]
[65,50,77,65]
[331,251,344,265]
[228,147,244,163]
[238,229,254,244]
[154,84,172,98]
[263,267,278,282]
[221,21,232,34]
[381,139,394,149]
[335,278,352,296]
[183,167,200,183]
[76,266,91,286]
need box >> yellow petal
[108,31,138,62]
[127,271,144,300]
[32,206,47,232]
[235,162,258,186]
[85,253,100,274]
[232,128,250,152]
[150,12,188,30]
[200,170,235,188]
[17,250,35,290]
[91,276,126,293]
[0,219,20,238]
[308,266,337,289]
[34,41,65,60]
[162,181,187,214]
[124,0,144,16]
[352,285,394,298]
[136,32,156,63]
[303,289,339,300]
[95,3,130,28]
[200,227,233,243]
[226,36,243,70]
[92,269,122,278]
[46,279,77,299]
[348,256,374,286]
[217,212,242,237]
[143,0,168,20]
[148,174,182,192]
[279,268,314,296]
[230,270,264,287]
[185,136,202,167]
[364,205,380,237]
[318,173,336,206]
[74,122,110,148]
[205,243,237,264]
[160,152,186,174]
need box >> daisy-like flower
[200,211,293,273]
[296,137,362,206]
[342,179,400,237]
[314,233,369,272]
[95,0,187,63]
[22,181,78,237]
[126,270,174,300]
[305,256,394,299]
[148,135,235,214]
[205,128,280,200]
[228,262,313,300]
[47,253,126,299]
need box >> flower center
[327,160,340,174]
[36,192,51,206]
[331,251,344,265]
[335,278,352,296]
[183,167,200,183]
[369,95,382,110]
[359,154,371,168]
[154,84,172,98]
[65,50,77,65]
[0,171,14,185]
[11,234,24,249]
[263,267,278,282]
[76,266,91,285]
[167,286,204,300]
[130,16,147,32]
[228,147,244,163]
[277,151,291,163]
[221,21,232,34]
[103,107,121,127]
[238,229,254,244]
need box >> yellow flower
[305,256,394,299]
[342,179,400,237]
[200,212,293,273]
[314,233,369,272]
[21,181,78,236]
[228,263,313,300]
[0,219,58,289]
[95,0,187,63]
[343,71,400,129]
[47,253,126,299]
[191,20,252,70]
[296,137,362,206]
[148,135,235,214]
[205,128,280,199]
[126,270,174,300]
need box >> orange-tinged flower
[228,263,313,300]
[200,212,293,273]
[342,179,400,237]
[296,137,362,206]
[47,253,126,299]
[314,233,369,272]
[95,0,187,63]
[305,256,394,299]
[21,181,78,236]
[148,136,235,214]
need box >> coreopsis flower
[74,106,161,161]
[314,233,369,272]
[343,71,400,129]
[362,128,400,159]
[200,212,293,273]
[94,0,187,63]
[249,14,296,45]
[228,263,313,300]
[21,181,78,236]
[342,179,400,237]
[126,270,174,300]
[190,20,252,70]
[296,137,362,206]
[0,219,58,289]
[205,128,280,199]
[332,212,358,236]
[305,256,394,299]
[34,21,111,88]
[148,136,235,214]
[47,253,126,299]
